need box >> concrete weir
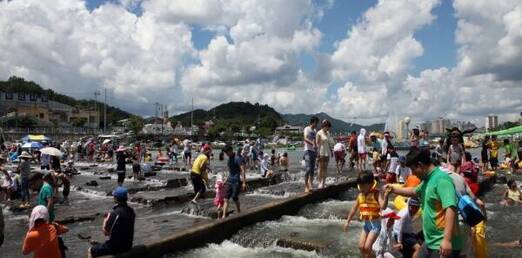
[102,178,358,258]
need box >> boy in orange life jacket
[344,171,388,258]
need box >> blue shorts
[363,219,381,233]
[304,150,317,178]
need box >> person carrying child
[344,171,388,258]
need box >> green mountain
[0,76,132,127]
[171,101,285,136]
[283,112,384,133]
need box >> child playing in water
[489,135,500,170]
[214,173,225,219]
[501,179,522,206]
[344,171,388,258]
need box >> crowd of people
[0,121,520,258]
[300,116,521,258]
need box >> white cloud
[0,0,195,114]
[454,0,522,81]
[0,0,520,125]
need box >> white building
[485,115,498,132]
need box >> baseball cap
[112,186,128,201]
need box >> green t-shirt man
[415,166,463,251]
[38,182,54,221]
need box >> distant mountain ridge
[283,112,384,133]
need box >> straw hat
[20,151,32,159]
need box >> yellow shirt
[191,154,209,175]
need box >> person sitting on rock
[89,187,135,257]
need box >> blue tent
[22,142,43,149]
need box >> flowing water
[2,148,521,258]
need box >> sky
[0,0,520,126]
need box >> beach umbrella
[22,142,43,149]
[40,147,63,157]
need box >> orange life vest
[357,180,380,220]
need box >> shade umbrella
[40,147,63,157]
[22,142,43,149]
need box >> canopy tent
[21,142,43,149]
[486,125,522,136]
[21,134,51,142]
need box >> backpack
[456,192,484,227]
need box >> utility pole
[103,88,107,133]
[94,91,101,129]
[191,97,194,136]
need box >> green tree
[128,116,145,135]
[70,117,88,127]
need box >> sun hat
[381,208,401,220]
[20,151,32,159]
[112,186,128,201]
[399,156,407,163]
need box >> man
[303,116,318,193]
[386,148,461,258]
[394,198,422,258]
[116,146,127,186]
[348,131,358,169]
[183,139,192,167]
[40,153,50,170]
[18,151,32,208]
[357,128,367,171]
[381,132,393,169]
[190,144,212,203]
[89,187,135,257]
[38,172,55,222]
[222,145,247,219]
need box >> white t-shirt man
[303,126,316,152]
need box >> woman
[316,120,333,189]
[447,132,465,172]
[22,205,68,258]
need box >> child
[270,149,277,166]
[489,135,499,170]
[395,156,411,184]
[501,179,522,206]
[372,208,401,258]
[214,173,225,219]
[393,198,422,258]
[260,154,273,177]
[279,152,289,171]
[132,156,141,181]
[344,171,387,258]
